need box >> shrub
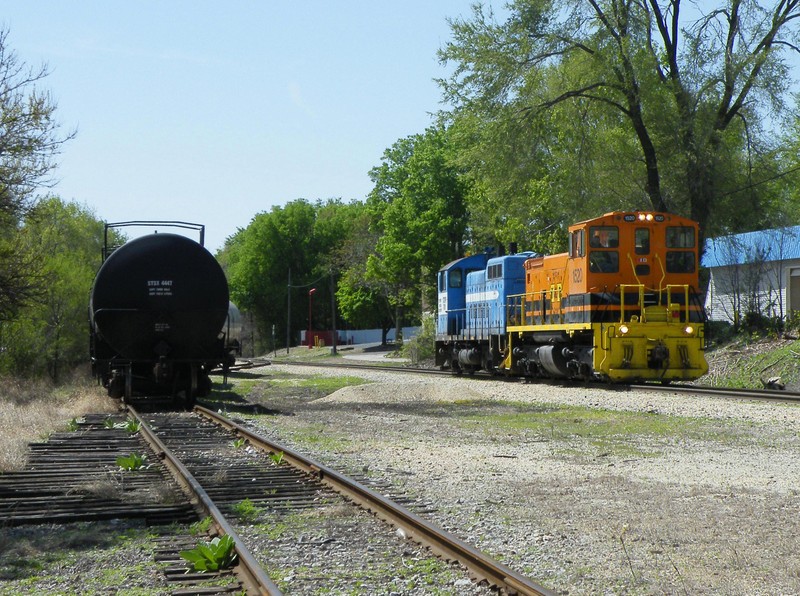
[400,312,435,364]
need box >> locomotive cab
[436,253,490,339]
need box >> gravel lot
[241,360,800,595]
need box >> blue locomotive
[436,250,534,373]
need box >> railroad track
[0,404,555,595]
[275,358,800,404]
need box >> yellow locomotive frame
[505,283,708,382]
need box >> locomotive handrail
[626,252,643,287]
[665,284,690,323]
[654,252,666,297]
[618,284,645,323]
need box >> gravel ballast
[243,363,800,595]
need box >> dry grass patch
[0,374,120,471]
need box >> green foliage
[120,419,141,433]
[438,1,800,244]
[400,312,436,363]
[179,534,237,573]
[231,498,260,522]
[0,198,117,380]
[222,199,366,350]
[0,29,75,322]
[741,311,784,337]
[189,516,214,536]
[785,311,800,335]
[231,437,247,449]
[706,321,736,346]
[269,451,284,466]
[116,453,147,471]
[66,417,82,432]
[366,124,469,314]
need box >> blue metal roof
[703,226,800,268]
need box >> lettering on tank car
[147,280,174,297]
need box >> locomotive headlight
[683,325,694,335]
[619,324,630,335]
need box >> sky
[3,2,494,253]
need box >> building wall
[301,326,421,346]
[704,259,800,322]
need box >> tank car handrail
[104,220,206,249]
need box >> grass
[450,399,771,457]
[231,498,261,522]
[0,373,119,472]
[699,336,800,389]
[206,370,368,411]
[270,345,343,362]
[278,423,354,452]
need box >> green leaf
[179,535,237,572]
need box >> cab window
[635,228,650,254]
[589,251,619,273]
[488,264,503,279]
[448,268,463,288]
[589,226,619,248]
[570,230,585,257]
[666,252,695,273]
[667,227,695,248]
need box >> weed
[103,417,140,433]
[66,417,82,431]
[231,498,260,522]
[189,516,214,536]
[231,437,247,449]
[269,451,284,465]
[116,453,148,471]
[180,535,237,572]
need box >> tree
[366,125,470,337]
[0,198,108,380]
[325,205,396,343]
[0,29,74,320]
[439,1,800,242]
[222,199,367,351]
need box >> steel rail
[275,360,800,404]
[127,405,283,596]
[194,405,556,596]
[632,382,800,403]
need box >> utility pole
[286,268,291,355]
[330,271,338,355]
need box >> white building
[703,227,800,324]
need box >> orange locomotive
[503,211,708,382]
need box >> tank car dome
[90,233,229,361]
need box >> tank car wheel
[108,376,124,399]
[124,367,133,401]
